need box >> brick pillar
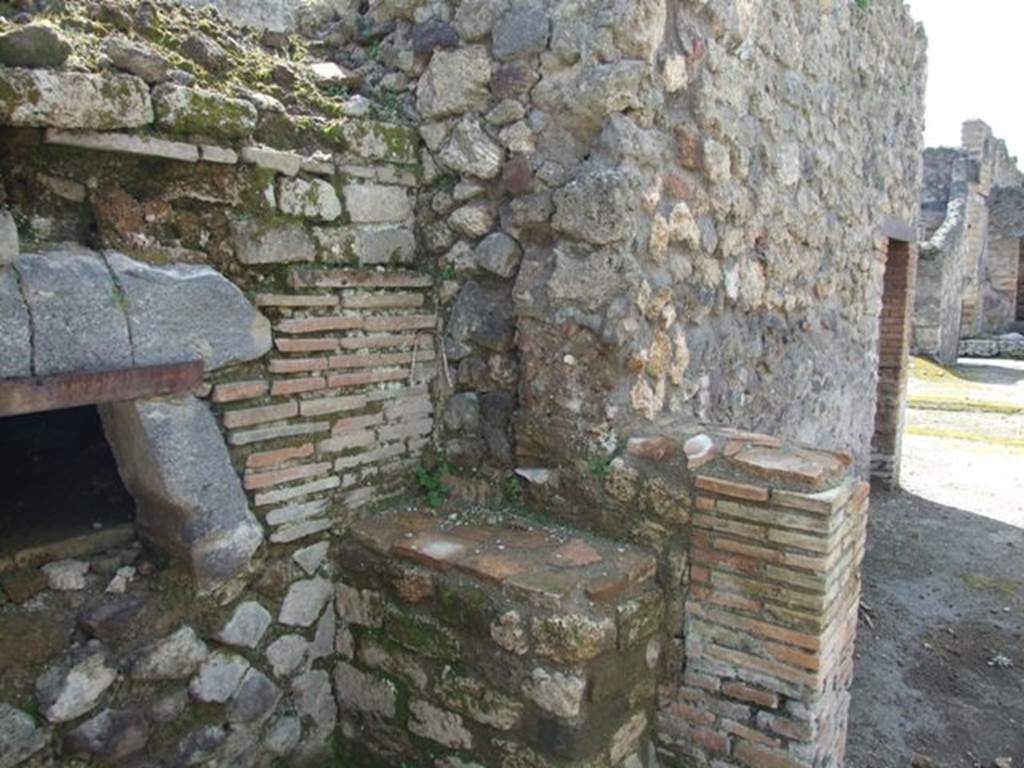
[659,439,868,768]
[871,238,915,488]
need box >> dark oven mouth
[0,362,203,573]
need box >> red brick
[548,538,602,567]
[734,741,809,768]
[757,713,815,742]
[327,350,433,370]
[332,412,384,434]
[683,670,721,692]
[337,333,433,350]
[696,495,716,511]
[255,293,338,307]
[271,376,328,396]
[722,681,779,709]
[223,401,297,429]
[704,643,819,689]
[691,565,710,583]
[363,314,438,332]
[246,443,315,470]
[212,380,268,403]
[300,395,367,417]
[721,719,781,748]
[244,461,332,490]
[689,726,730,755]
[276,337,340,353]
[667,701,715,727]
[696,475,771,502]
[277,316,364,334]
[269,357,329,374]
[341,291,425,309]
[327,369,412,389]
[455,553,530,584]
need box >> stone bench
[333,509,667,768]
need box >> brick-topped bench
[333,509,667,767]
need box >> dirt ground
[846,359,1024,768]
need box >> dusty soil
[846,358,1024,767]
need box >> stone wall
[912,149,969,363]
[419,0,925,482]
[912,121,1024,361]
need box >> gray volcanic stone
[443,393,480,433]
[228,669,281,724]
[292,541,329,576]
[279,578,333,627]
[177,725,228,765]
[36,653,117,723]
[132,627,209,681]
[104,251,272,372]
[552,170,637,245]
[293,669,336,733]
[492,9,550,61]
[417,46,492,119]
[412,18,459,54]
[474,232,522,277]
[0,70,153,129]
[448,281,515,352]
[181,32,228,71]
[78,596,147,640]
[0,704,46,768]
[334,661,396,717]
[232,218,315,264]
[439,118,504,180]
[100,395,264,594]
[266,635,307,678]
[102,35,170,83]
[0,266,31,378]
[63,708,149,763]
[264,715,302,756]
[0,25,71,68]
[217,601,272,649]
[15,250,132,377]
[189,652,250,703]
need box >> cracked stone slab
[104,251,271,371]
[100,395,264,594]
[15,250,133,376]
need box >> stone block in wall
[99,395,264,595]
[342,184,413,224]
[152,84,257,142]
[663,432,867,768]
[232,218,316,264]
[105,251,272,372]
[335,509,666,766]
[328,118,419,165]
[313,225,416,266]
[0,69,153,129]
[14,250,133,377]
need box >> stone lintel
[45,128,200,162]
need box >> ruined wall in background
[957,120,1024,337]
[913,148,969,363]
